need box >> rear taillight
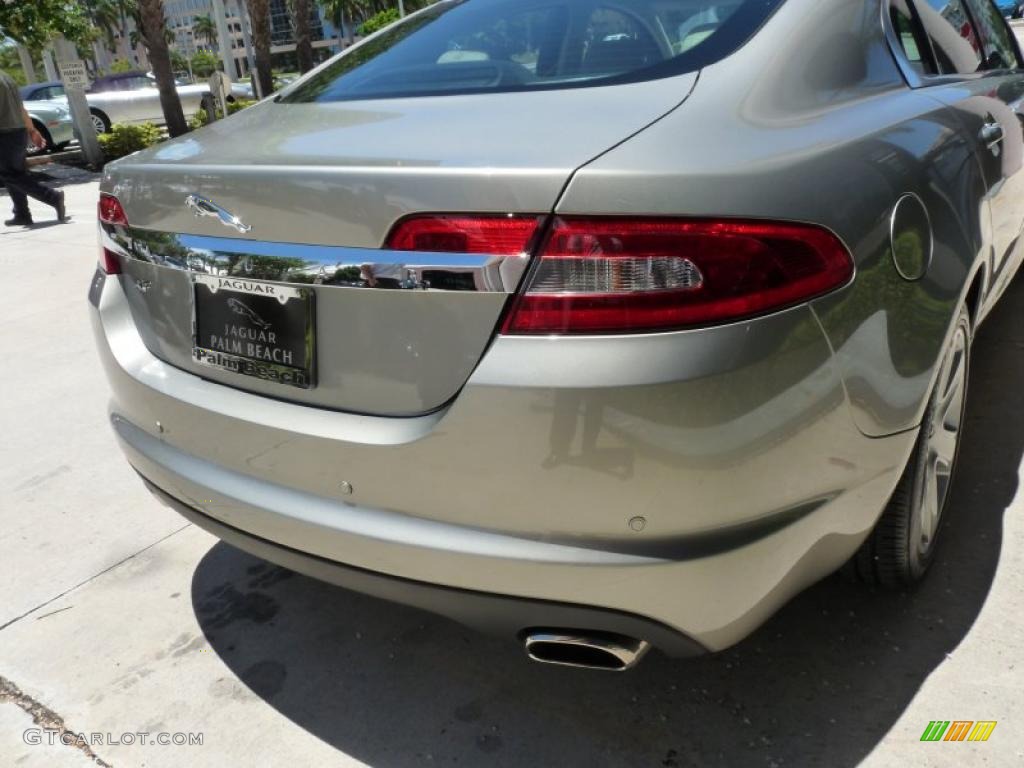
[503,217,853,335]
[100,248,122,275]
[98,194,127,275]
[386,215,541,255]
[98,193,128,226]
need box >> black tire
[90,109,111,134]
[847,305,971,587]
[26,121,52,156]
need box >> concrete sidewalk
[1,174,1022,767]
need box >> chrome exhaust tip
[522,630,651,671]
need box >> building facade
[162,0,338,77]
[268,0,339,68]
[84,0,342,81]
[164,0,252,77]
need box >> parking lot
[1,172,1023,767]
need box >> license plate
[191,275,315,389]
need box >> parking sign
[58,61,89,91]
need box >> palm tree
[137,0,188,136]
[245,0,274,97]
[192,14,218,50]
[130,23,174,51]
[291,0,314,73]
[82,0,137,70]
[322,0,375,46]
[86,0,123,51]
[318,0,347,48]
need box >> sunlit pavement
[1,170,1022,767]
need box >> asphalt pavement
[1,171,1022,768]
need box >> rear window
[282,0,784,102]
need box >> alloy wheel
[912,323,968,559]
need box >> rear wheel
[848,305,970,586]
[90,109,111,134]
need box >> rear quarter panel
[556,0,987,437]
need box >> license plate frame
[190,274,316,389]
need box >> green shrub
[191,51,219,78]
[358,8,400,35]
[227,98,255,114]
[108,58,134,74]
[97,122,162,160]
[189,108,211,130]
[189,98,255,130]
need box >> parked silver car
[21,73,250,134]
[91,0,1024,670]
[22,99,74,156]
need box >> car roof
[19,81,64,97]
[92,71,148,83]
[90,71,151,92]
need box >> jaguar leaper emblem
[185,194,252,233]
[226,297,272,329]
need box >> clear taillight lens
[503,217,853,334]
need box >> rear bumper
[90,268,917,653]
[146,477,706,657]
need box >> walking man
[0,69,66,227]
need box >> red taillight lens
[98,194,127,274]
[98,193,128,226]
[386,215,541,254]
[100,247,122,275]
[503,217,853,335]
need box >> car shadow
[192,273,1024,767]
[0,161,101,194]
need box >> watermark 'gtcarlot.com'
[24,729,203,747]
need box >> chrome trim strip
[104,224,532,293]
[889,192,933,282]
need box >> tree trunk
[294,0,314,73]
[138,0,188,136]
[246,0,274,97]
[17,45,38,84]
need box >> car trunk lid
[102,79,695,415]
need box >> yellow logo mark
[967,722,997,742]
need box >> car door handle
[980,121,1004,149]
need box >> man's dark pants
[0,128,60,220]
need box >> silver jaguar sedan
[22,99,75,156]
[21,73,251,134]
[90,0,1024,670]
